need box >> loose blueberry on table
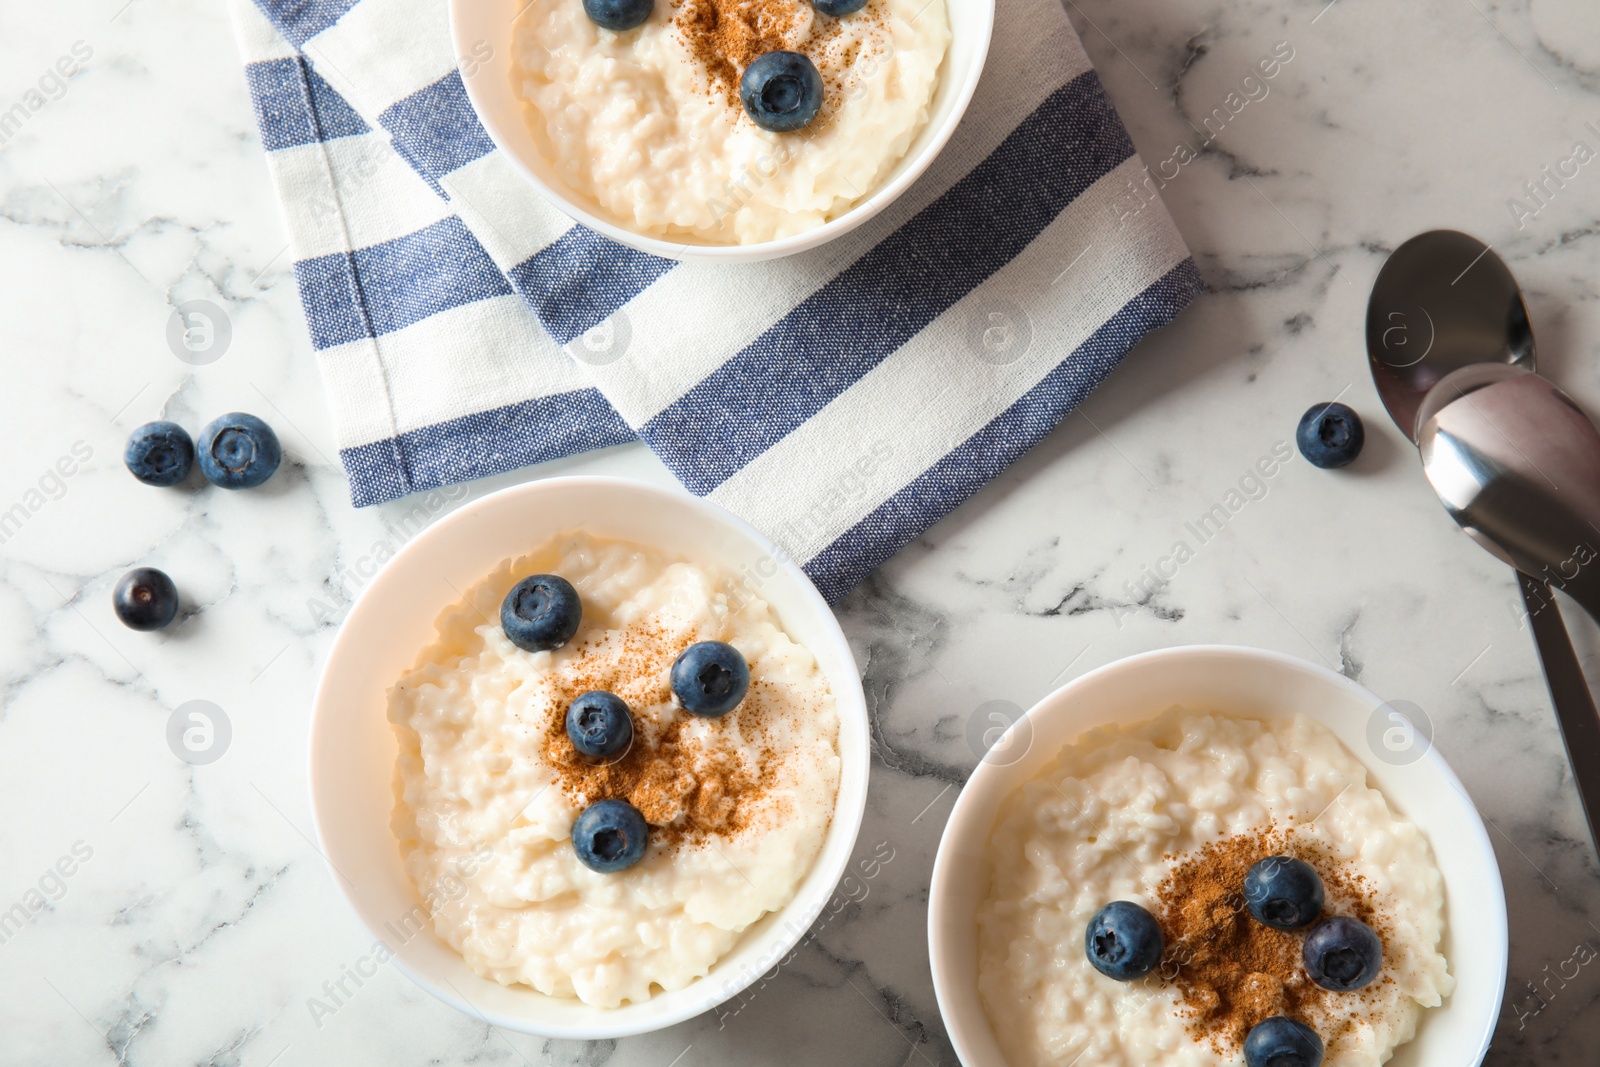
[1303,914,1383,991]
[583,0,652,32]
[1084,900,1164,981]
[124,421,195,487]
[1244,855,1325,931]
[197,412,282,489]
[671,640,751,717]
[740,51,824,133]
[1243,1015,1324,1067]
[571,798,650,872]
[1296,401,1365,469]
[500,574,582,652]
[113,567,180,631]
[566,691,634,761]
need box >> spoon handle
[1521,572,1600,859]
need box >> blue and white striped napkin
[231,0,1201,601]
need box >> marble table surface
[3,0,1599,1064]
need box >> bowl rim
[445,0,994,262]
[927,643,1508,1067]
[307,475,871,1037]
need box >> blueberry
[740,51,823,133]
[566,691,634,761]
[811,0,867,14]
[583,0,651,31]
[571,798,649,873]
[1084,901,1164,981]
[500,574,581,652]
[670,641,750,717]
[113,568,179,631]
[1244,1016,1324,1067]
[1303,915,1383,991]
[1296,402,1365,469]
[196,412,281,489]
[1244,855,1325,931]
[124,421,195,487]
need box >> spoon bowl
[1419,369,1600,616]
[1367,230,1535,440]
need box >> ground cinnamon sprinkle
[675,0,798,103]
[1153,824,1396,1056]
[671,0,866,111]
[534,619,787,850]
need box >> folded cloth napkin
[230,0,1201,602]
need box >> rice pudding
[387,531,841,1007]
[976,710,1453,1066]
[511,0,950,243]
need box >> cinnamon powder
[533,619,791,849]
[1153,825,1396,1055]
[671,0,870,111]
[675,0,800,102]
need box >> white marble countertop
[2,0,1598,1064]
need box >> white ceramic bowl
[309,476,869,1037]
[928,645,1507,1067]
[447,0,992,262]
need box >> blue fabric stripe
[293,216,516,349]
[255,0,361,46]
[378,71,498,180]
[340,389,636,506]
[294,251,370,349]
[246,56,369,151]
[802,259,1205,603]
[643,70,1133,497]
[508,228,676,345]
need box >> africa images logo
[167,300,232,366]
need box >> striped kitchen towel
[231,0,1202,602]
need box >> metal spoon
[1419,365,1600,839]
[1366,229,1534,436]
[1419,367,1600,617]
[1367,229,1600,854]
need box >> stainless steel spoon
[1366,229,1535,435]
[1367,229,1600,854]
[1419,366,1600,617]
[1366,230,1573,613]
[1419,365,1600,838]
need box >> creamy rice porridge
[976,710,1453,1066]
[512,0,950,243]
[387,532,840,1007]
